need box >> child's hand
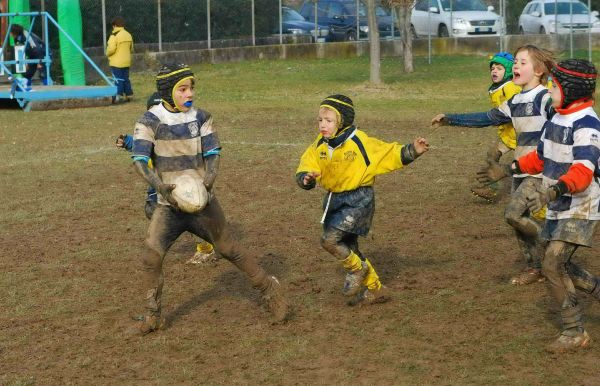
[476,161,509,184]
[413,137,430,155]
[115,134,126,149]
[303,171,320,186]
[431,114,448,127]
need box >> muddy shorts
[542,218,599,247]
[322,186,374,236]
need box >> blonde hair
[319,106,342,128]
[514,45,556,85]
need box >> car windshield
[283,8,307,21]
[440,0,487,11]
[544,2,589,15]
[357,5,390,17]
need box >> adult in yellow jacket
[106,17,134,101]
[296,95,429,306]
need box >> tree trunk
[366,0,381,85]
[395,4,414,73]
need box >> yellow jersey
[489,80,521,150]
[296,128,406,193]
[106,27,133,68]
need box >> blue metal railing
[1,11,115,87]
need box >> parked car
[518,0,600,34]
[411,0,504,37]
[298,0,399,42]
[277,6,330,41]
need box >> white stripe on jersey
[543,107,600,220]
[499,84,551,178]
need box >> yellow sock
[341,251,363,272]
[196,240,214,254]
[363,258,382,291]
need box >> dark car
[298,0,399,41]
[277,6,330,41]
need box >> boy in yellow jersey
[471,52,522,203]
[296,95,429,306]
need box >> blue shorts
[322,186,374,236]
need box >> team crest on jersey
[525,103,534,115]
[591,133,599,143]
[188,121,199,137]
[344,151,357,161]
[319,151,327,160]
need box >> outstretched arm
[400,137,429,165]
[432,108,511,128]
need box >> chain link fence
[13,0,600,61]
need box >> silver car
[518,0,600,34]
[411,0,504,37]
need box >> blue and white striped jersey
[539,106,600,220]
[132,103,221,206]
[491,84,553,178]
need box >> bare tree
[366,0,381,84]
[389,0,414,73]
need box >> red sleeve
[517,150,544,175]
[558,163,594,194]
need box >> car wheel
[540,26,546,34]
[438,24,449,37]
[410,24,417,39]
[519,26,524,34]
[345,30,356,41]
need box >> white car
[518,0,600,34]
[411,0,504,37]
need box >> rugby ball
[171,174,208,213]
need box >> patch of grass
[2,53,600,385]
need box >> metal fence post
[314,0,318,42]
[356,0,359,40]
[207,0,211,49]
[450,0,453,37]
[251,0,255,46]
[41,0,46,43]
[428,6,431,63]
[391,6,394,39]
[588,0,592,61]
[569,0,573,57]
[101,0,106,48]
[279,0,283,45]
[158,0,162,52]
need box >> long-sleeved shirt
[296,126,410,193]
[447,84,553,178]
[518,102,600,220]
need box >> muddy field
[2,56,600,385]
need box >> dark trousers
[110,66,133,96]
[24,63,48,85]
